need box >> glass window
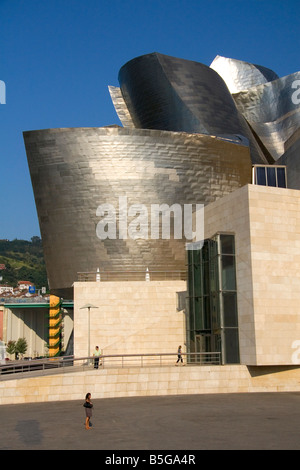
[221,255,236,291]
[277,167,286,188]
[194,297,203,330]
[187,235,240,365]
[254,165,287,188]
[256,166,266,185]
[223,292,238,327]
[211,292,220,330]
[224,328,240,364]
[266,167,276,187]
[203,296,211,330]
[220,234,235,255]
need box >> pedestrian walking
[175,345,184,365]
[83,392,93,429]
[93,346,101,369]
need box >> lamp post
[80,303,99,362]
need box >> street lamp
[80,303,99,362]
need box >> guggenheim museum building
[21,52,300,368]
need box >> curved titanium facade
[118,53,268,164]
[108,85,135,128]
[24,126,251,296]
[208,54,300,163]
[233,72,300,161]
[210,55,279,93]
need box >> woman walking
[83,392,93,429]
[175,345,184,365]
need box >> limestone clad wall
[247,185,300,365]
[204,184,255,364]
[1,364,300,405]
[204,184,300,366]
[73,281,186,359]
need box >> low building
[1,298,73,358]
[0,286,14,295]
[17,281,34,291]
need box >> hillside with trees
[0,237,48,289]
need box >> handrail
[0,352,221,379]
[0,355,75,379]
[77,269,187,282]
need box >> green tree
[0,237,48,289]
[6,338,28,359]
[16,337,28,357]
[6,340,16,356]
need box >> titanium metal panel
[233,71,300,161]
[118,53,268,164]
[24,126,252,296]
[108,85,135,128]
[210,55,279,93]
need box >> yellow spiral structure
[49,295,62,357]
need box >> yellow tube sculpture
[49,294,61,357]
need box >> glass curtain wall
[219,234,240,364]
[187,234,240,364]
[252,165,287,188]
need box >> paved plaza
[1,392,300,451]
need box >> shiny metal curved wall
[108,85,135,128]
[210,55,279,94]
[233,72,300,161]
[118,53,268,164]
[24,126,252,296]
[210,54,300,163]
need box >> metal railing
[0,355,75,379]
[90,352,221,368]
[77,269,187,282]
[0,352,221,380]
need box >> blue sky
[1,0,300,240]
